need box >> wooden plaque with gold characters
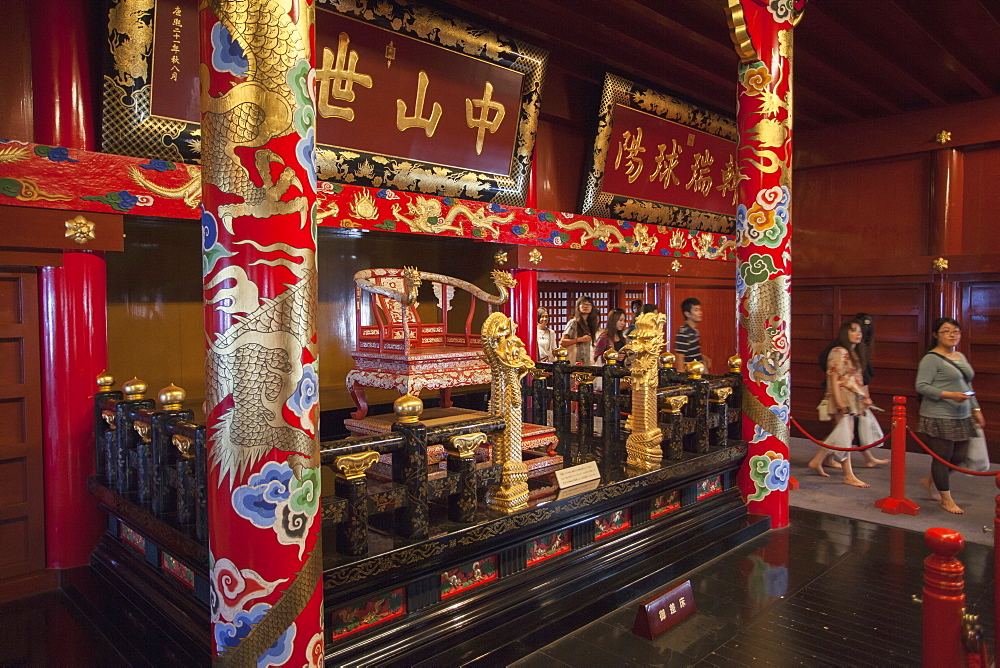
[582,73,737,233]
[103,0,547,206]
[631,579,697,640]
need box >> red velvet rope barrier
[907,427,997,476]
[789,416,891,451]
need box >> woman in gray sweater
[915,317,987,514]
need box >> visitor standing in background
[624,299,643,337]
[675,297,711,372]
[594,308,629,363]
[915,317,986,514]
[536,307,556,363]
[559,296,599,365]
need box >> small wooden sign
[554,461,601,489]
[632,580,696,640]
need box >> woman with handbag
[807,319,872,486]
[818,312,888,469]
[916,317,987,514]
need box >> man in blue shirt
[675,297,711,372]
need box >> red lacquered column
[201,3,323,664]
[922,528,965,667]
[513,269,539,360]
[31,0,105,568]
[725,2,804,529]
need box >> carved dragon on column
[623,312,666,469]
[480,311,534,512]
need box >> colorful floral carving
[595,509,630,540]
[651,490,681,518]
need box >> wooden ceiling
[438,0,1000,132]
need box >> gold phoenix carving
[623,312,666,469]
[481,311,534,513]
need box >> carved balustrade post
[710,387,733,448]
[334,451,380,556]
[552,347,572,433]
[601,351,623,444]
[576,372,596,437]
[922,528,966,667]
[725,1,803,529]
[94,373,122,484]
[150,385,195,517]
[662,396,688,460]
[445,433,484,523]
[115,378,155,496]
[685,361,711,453]
[530,372,548,426]
[392,395,430,539]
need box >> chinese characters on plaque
[602,105,737,221]
[120,0,543,203]
[582,74,738,233]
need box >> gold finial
[659,350,677,368]
[685,360,705,379]
[554,347,568,362]
[494,250,508,266]
[528,248,543,265]
[603,350,619,365]
[711,387,733,403]
[394,394,424,423]
[935,130,952,145]
[335,451,380,479]
[97,371,115,391]
[666,395,688,413]
[158,383,186,410]
[122,377,148,400]
[727,355,742,373]
[932,257,949,272]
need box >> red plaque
[631,579,696,640]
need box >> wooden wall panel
[0,0,32,142]
[0,270,44,582]
[794,155,931,276]
[670,278,736,375]
[961,145,1000,255]
[961,281,1000,449]
[534,118,588,214]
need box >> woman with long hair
[593,308,628,363]
[807,319,872,487]
[559,295,599,365]
[536,307,556,363]
[916,317,986,514]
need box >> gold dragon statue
[623,311,667,469]
[480,312,535,513]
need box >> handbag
[961,426,990,472]
[817,399,831,421]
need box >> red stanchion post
[923,527,966,668]
[875,395,920,515]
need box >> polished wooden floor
[1,507,993,667]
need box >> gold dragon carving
[557,217,658,254]
[623,312,666,470]
[481,312,534,513]
[739,274,790,443]
[391,197,515,238]
[200,0,310,233]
